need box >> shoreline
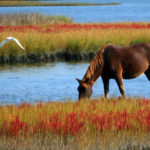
[0,2,120,7]
[0,51,96,64]
[1,22,150,64]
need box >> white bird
[0,36,25,50]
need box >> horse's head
[76,78,93,100]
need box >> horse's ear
[76,78,82,84]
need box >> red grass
[0,99,150,137]
[1,23,150,33]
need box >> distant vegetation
[0,14,150,63]
[0,1,120,7]
[0,13,73,25]
[0,98,150,149]
[0,17,150,63]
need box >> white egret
[0,37,25,50]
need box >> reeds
[1,22,150,63]
[0,98,150,149]
[0,13,73,25]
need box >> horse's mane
[83,44,110,82]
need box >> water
[0,62,149,105]
[40,0,150,5]
[0,0,150,22]
[0,0,150,104]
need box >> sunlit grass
[0,98,150,149]
[0,23,150,63]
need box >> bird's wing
[10,37,25,50]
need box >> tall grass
[1,23,150,63]
[0,13,73,25]
[0,98,150,149]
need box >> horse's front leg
[102,76,110,98]
[115,75,126,98]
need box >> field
[1,14,150,63]
[0,98,150,149]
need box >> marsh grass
[0,13,73,25]
[1,24,150,63]
[0,98,150,149]
[0,132,150,150]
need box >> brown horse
[76,43,150,100]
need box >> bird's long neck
[0,39,8,49]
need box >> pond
[0,62,149,105]
[0,0,150,22]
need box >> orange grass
[0,98,150,137]
[0,98,150,149]
[0,23,150,63]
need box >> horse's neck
[83,50,104,83]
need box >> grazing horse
[76,43,150,100]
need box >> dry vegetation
[0,13,73,25]
[0,98,150,149]
[0,17,150,63]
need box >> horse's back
[103,43,150,79]
[105,43,150,57]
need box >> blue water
[40,0,150,5]
[0,0,150,22]
[0,0,150,104]
[0,62,149,105]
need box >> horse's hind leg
[145,67,150,81]
[115,75,126,98]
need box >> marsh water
[0,62,149,104]
[0,0,150,22]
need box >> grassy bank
[1,22,150,63]
[0,98,150,149]
[0,14,73,25]
[0,14,150,64]
[0,1,120,7]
